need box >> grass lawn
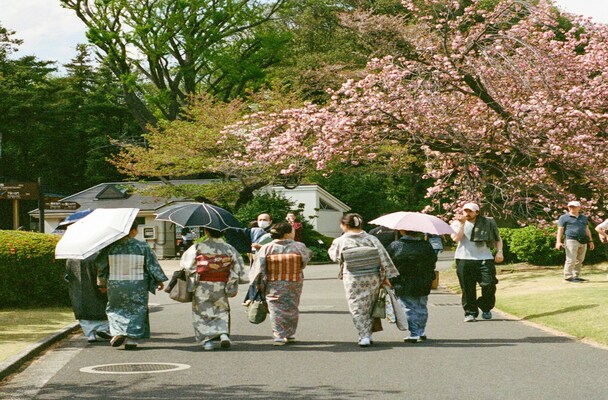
[440,262,608,347]
[0,308,76,363]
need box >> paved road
[1,256,608,400]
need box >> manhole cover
[80,363,190,374]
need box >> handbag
[167,269,193,303]
[247,290,268,324]
[371,287,387,318]
[383,284,408,331]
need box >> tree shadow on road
[522,304,599,320]
[424,335,573,348]
[34,381,403,399]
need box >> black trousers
[455,259,498,317]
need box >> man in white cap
[451,202,503,322]
[556,201,594,282]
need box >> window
[319,199,338,211]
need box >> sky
[0,0,606,67]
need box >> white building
[268,184,350,238]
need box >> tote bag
[168,269,193,303]
[383,284,408,331]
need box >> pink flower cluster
[223,0,608,223]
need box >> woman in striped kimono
[328,213,398,347]
[251,221,312,346]
[180,228,245,351]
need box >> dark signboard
[45,201,81,210]
[0,182,39,200]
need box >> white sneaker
[220,334,231,349]
[403,336,421,343]
[203,340,214,351]
[464,315,476,322]
[358,337,371,347]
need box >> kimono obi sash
[266,253,302,282]
[196,253,232,282]
[108,254,144,281]
[341,246,381,276]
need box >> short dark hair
[130,220,139,231]
[270,221,293,239]
[205,228,223,238]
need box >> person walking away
[65,254,111,343]
[180,228,245,350]
[387,230,437,343]
[238,213,274,305]
[328,213,399,347]
[450,202,503,322]
[97,221,168,350]
[250,221,312,345]
[286,211,303,242]
[556,200,594,282]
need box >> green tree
[61,0,292,129]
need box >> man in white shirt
[451,202,504,322]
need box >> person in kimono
[387,230,437,343]
[328,213,399,347]
[250,221,312,346]
[97,221,168,350]
[180,227,245,351]
[65,254,111,343]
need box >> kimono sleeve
[328,238,342,262]
[296,242,313,267]
[180,244,198,273]
[229,245,246,283]
[144,244,168,283]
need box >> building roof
[29,180,216,218]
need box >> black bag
[578,236,591,244]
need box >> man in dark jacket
[387,230,437,343]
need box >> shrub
[0,230,70,308]
[507,225,563,266]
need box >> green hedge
[0,230,69,308]
[499,225,606,266]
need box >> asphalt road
[1,256,608,400]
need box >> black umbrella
[155,203,241,232]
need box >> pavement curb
[0,322,80,382]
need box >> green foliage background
[0,231,69,308]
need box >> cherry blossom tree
[224,0,608,223]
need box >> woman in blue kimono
[97,221,168,350]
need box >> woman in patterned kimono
[180,228,245,351]
[97,221,168,350]
[250,221,312,346]
[328,213,399,347]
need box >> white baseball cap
[462,202,480,212]
[567,201,581,208]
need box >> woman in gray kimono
[250,221,312,346]
[328,213,398,347]
[180,228,245,351]
[97,221,168,350]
